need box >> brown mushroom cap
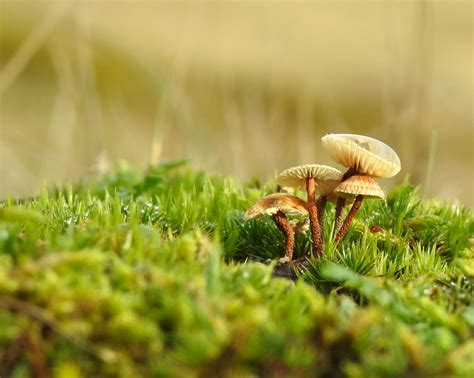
[321,134,401,178]
[334,175,385,199]
[277,164,342,196]
[244,193,309,220]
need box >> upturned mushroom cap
[277,164,342,196]
[244,193,308,220]
[334,175,385,199]
[321,134,401,178]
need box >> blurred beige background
[0,0,472,205]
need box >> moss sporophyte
[245,134,401,260]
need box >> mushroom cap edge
[321,133,401,178]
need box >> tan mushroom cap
[277,164,342,195]
[244,193,309,220]
[334,175,385,199]
[321,134,401,178]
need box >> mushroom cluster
[244,134,401,262]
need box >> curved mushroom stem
[335,195,364,245]
[316,196,328,243]
[273,210,295,261]
[333,167,358,237]
[306,177,323,255]
[333,197,346,237]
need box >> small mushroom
[321,134,401,235]
[321,133,401,177]
[332,175,385,244]
[277,164,342,255]
[245,193,309,261]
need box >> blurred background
[0,0,472,205]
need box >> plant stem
[306,177,323,255]
[317,196,327,243]
[273,210,295,261]
[335,195,364,245]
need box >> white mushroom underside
[279,180,341,196]
[263,207,306,216]
[245,193,309,220]
[334,175,385,199]
[277,164,342,195]
[321,134,401,178]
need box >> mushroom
[333,175,385,244]
[245,193,309,261]
[321,134,401,235]
[277,164,342,255]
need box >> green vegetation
[1,162,473,377]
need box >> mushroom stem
[333,197,346,236]
[335,195,364,245]
[316,196,328,242]
[305,177,323,255]
[272,210,295,261]
[333,167,358,237]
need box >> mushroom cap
[334,175,385,199]
[277,164,342,195]
[289,219,310,233]
[321,134,401,178]
[245,193,308,220]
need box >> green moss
[0,162,473,377]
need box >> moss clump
[1,162,473,377]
